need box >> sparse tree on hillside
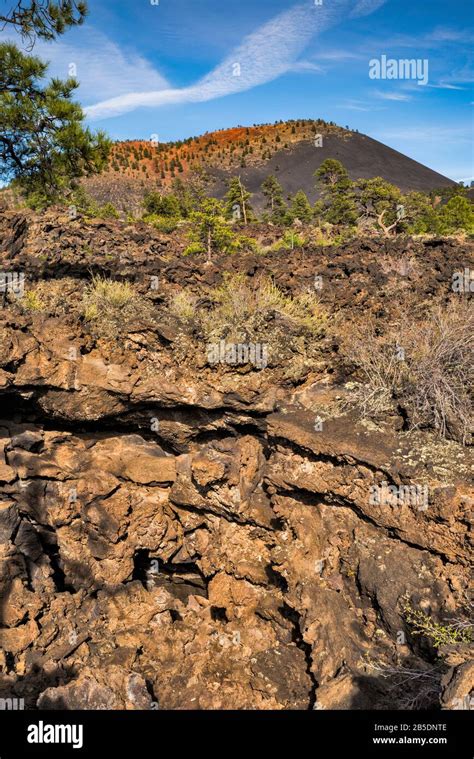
[188,198,235,261]
[170,177,195,217]
[261,174,287,223]
[225,176,253,224]
[288,190,313,224]
[315,158,357,226]
[356,177,402,236]
[185,166,211,207]
[0,42,110,206]
[163,174,211,217]
[143,191,181,218]
[315,158,352,191]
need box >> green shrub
[183,241,205,256]
[234,235,259,252]
[187,198,236,259]
[271,230,306,251]
[142,214,179,233]
[70,188,120,220]
[436,196,474,235]
[99,202,120,219]
[402,601,473,649]
[143,191,181,217]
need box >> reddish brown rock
[0,211,471,711]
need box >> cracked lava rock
[0,210,472,710]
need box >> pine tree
[143,192,181,218]
[188,198,235,261]
[400,191,437,234]
[225,176,253,224]
[315,158,351,191]
[315,159,357,226]
[0,0,87,44]
[356,177,401,235]
[289,190,313,224]
[261,175,287,223]
[0,42,110,206]
[437,196,474,234]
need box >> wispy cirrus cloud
[428,26,474,44]
[85,0,387,121]
[336,99,385,111]
[379,26,474,49]
[0,28,170,105]
[374,90,412,101]
[314,49,365,62]
[311,23,473,95]
[289,60,326,74]
[426,82,466,90]
[378,125,473,144]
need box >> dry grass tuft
[19,279,81,316]
[343,299,473,443]
[83,275,135,317]
[20,289,45,312]
[82,274,152,338]
[201,273,327,343]
[169,290,199,323]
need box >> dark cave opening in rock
[132,550,208,601]
[210,605,228,623]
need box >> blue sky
[4,0,473,181]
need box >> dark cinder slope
[84,123,458,213]
[210,132,456,208]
